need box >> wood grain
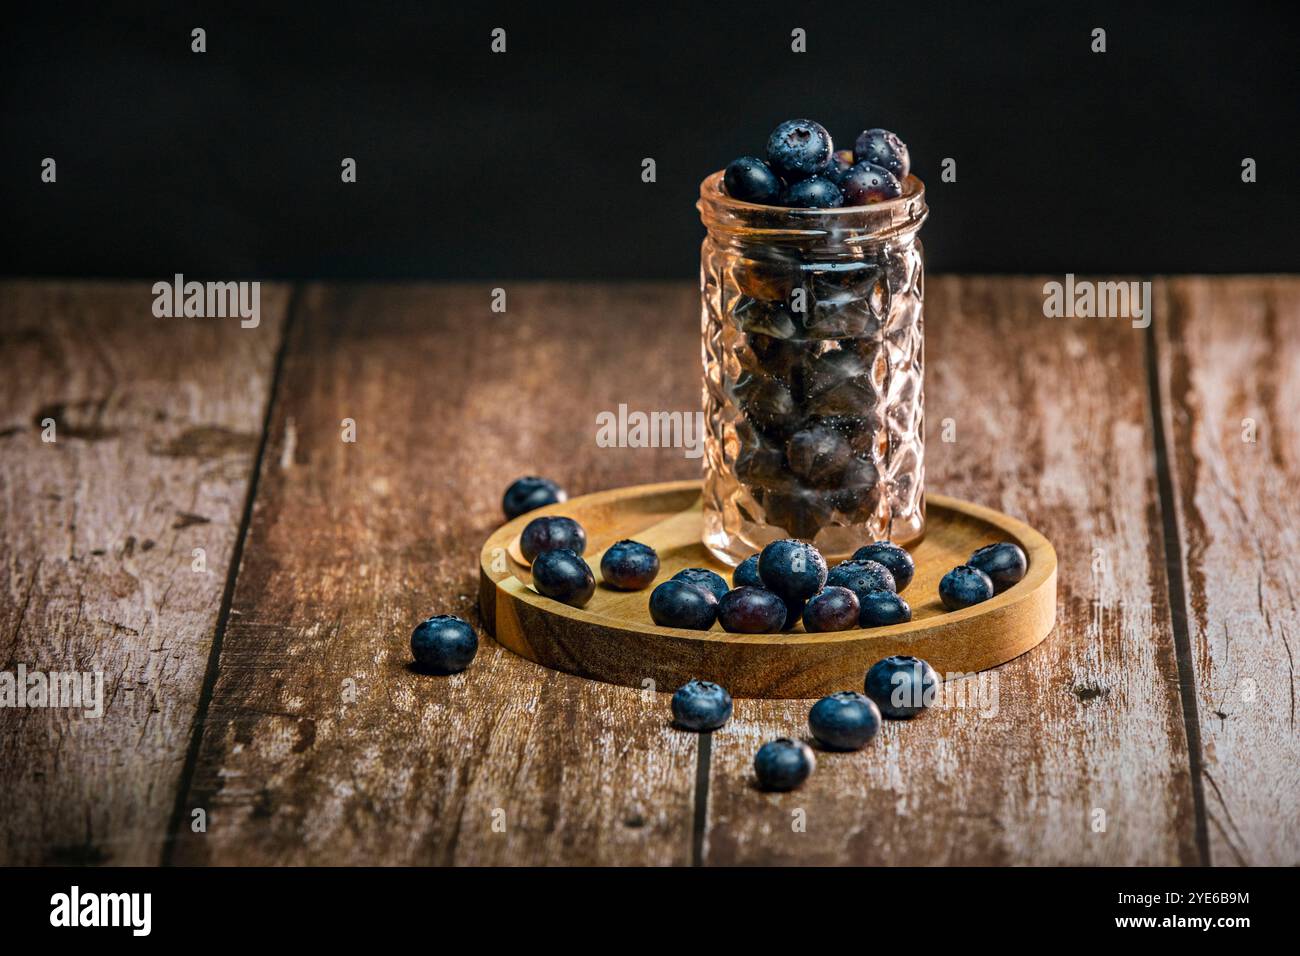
[702,276,1201,865]
[169,283,704,865]
[0,280,288,865]
[481,482,1056,698]
[1156,276,1300,866]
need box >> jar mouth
[698,170,927,242]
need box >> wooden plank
[702,276,1201,865]
[169,283,704,865]
[0,280,288,865]
[1156,276,1300,866]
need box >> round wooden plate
[478,480,1056,699]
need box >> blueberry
[649,579,718,630]
[858,589,912,627]
[780,597,806,631]
[852,541,915,592]
[839,162,902,206]
[600,539,660,591]
[765,119,833,182]
[827,148,855,183]
[852,128,910,181]
[758,539,828,602]
[780,176,844,209]
[754,738,816,791]
[808,691,881,750]
[864,655,938,719]
[519,515,586,563]
[825,558,896,603]
[786,425,854,487]
[410,615,479,674]
[502,476,566,520]
[968,541,1028,593]
[733,554,763,588]
[939,565,995,610]
[717,586,788,633]
[723,156,783,204]
[531,549,596,607]
[671,567,730,603]
[671,679,733,732]
[802,586,860,632]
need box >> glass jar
[698,171,928,564]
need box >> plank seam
[160,284,301,865]
[1144,278,1212,866]
[691,732,711,866]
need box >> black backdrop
[2,1,1296,279]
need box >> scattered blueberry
[733,554,763,588]
[671,679,733,732]
[502,476,567,520]
[519,515,587,563]
[780,176,844,209]
[649,579,718,630]
[672,567,730,603]
[858,589,912,627]
[852,541,915,592]
[939,565,995,611]
[968,541,1028,593]
[758,539,829,602]
[864,655,938,719]
[838,161,902,205]
[717,586,788,633]
[723,156,784,204]
[766,119,833,182]
[531,549,596,607]
[808,691,881,750]
[802,587,861,632]
[599,539,660,591]
[410,615,479,674]
[852,128,910,181]
[825,558,896,603]
[754,738,816,791]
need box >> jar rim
[697,170,927,241]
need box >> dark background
[2,1,1296,279]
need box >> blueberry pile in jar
[709,120,923,542]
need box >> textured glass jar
[699,171,928,564]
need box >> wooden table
[1,278,1296,867]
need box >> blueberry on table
[519,515,587,563]
[599,539,660,591]
[758,538,829,602]
[852,128,910,181]
[808,691,881,750]
[802,586,860,632]
[671,567,730,603]
[765,118,833,182]
[531,549,596,608]
[864,655,938,719]
[779,176,845,209]
[825,558,896,602]
[649,579,718,630]
[723,156,784,204]
[671,679,734,732]
[968,541,1028,593]
[733,554,762,588]
[754,738,816,791]
[717,586,788,633]
[410,615,479,674]
[838,162,902,205]
[939,565,995,611]
[502,476,566,520]
[858,589,912,627]
[852,541,915,592]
